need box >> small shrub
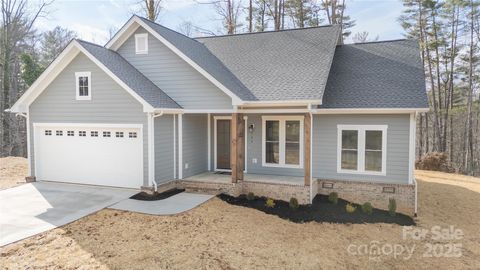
[361,202,373,215]
[415,152,454,172]
[388,198,397,217]
[289,197,299,210]
[345,203,356,213]
[265,198,275,208]
[246,192,255,201]
[328,192,338,204]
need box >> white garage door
[34,123,143,189]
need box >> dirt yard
[0,157,27,190]
[1,157,479,269]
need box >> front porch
[185,171,304,186]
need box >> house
[8,16,428,215]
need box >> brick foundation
[158,180,311,205]
[316,179,416,216]
[153,178,416,215]
[241,181,310,204]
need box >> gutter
[149,111,164,192]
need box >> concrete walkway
[109,192,214,215]
[0,182,136,246]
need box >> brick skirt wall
[163,180,311,205]
[316,179,416,215]
[152,178,415,215]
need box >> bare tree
[1,0,51,156]
[198,0,243,34]
[177,21,194,37]
[351,31,379,43]
[321,0,355,40]
[138,0,162,21]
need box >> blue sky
[35,0,405,44]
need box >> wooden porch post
[304,113,311,186]
[231,113,244,183]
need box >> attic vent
[135,33,148,54]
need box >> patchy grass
[1,158,479,269]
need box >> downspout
[149,111,164,192]
[414,177,418,217]
[308,103,314,204]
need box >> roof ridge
[195,24,339,40]
[348,38,413,46]
[75,38,104,47]
[134,15,202,44]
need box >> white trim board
[106,16,243,106]
[261,115,304,169]
[313,108,430,114]
[213,116,247,173]
[336,124,388,176]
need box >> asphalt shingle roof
[77,39,181,109]
[196,25,341,101]
[320,39,429,109]
[137,16,256,101]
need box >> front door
[216,119,231,170]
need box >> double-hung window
[75,72,91,100]
[262,116,304,168]
[337,125,387,175]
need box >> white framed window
[75,72,91,100]
[129,132,137,138]
[56,130,63,136]
[262,116,304,168]
[67,131,74,136]
[91,131,98,137]
[79,131,86,137]
[116,132,124,138]
[337,125,387,175]
[45,130,52,136]
[103,131,111,137]
[135,33,148,54]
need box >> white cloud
[71,23,110,44]
[162,0,196,11]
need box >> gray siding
[117,27,233,110]
[312,114,410,184]
[154,115,175,183]
[29,53,149,186]
[182,114,208,178]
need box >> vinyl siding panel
[182,114,208,178]
[154,115,175,183]
[312,114,410,184]
[29,53,149,186]
[117,27,233,110]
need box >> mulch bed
[218,194,415,225]
[130,188,185,201]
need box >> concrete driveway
[0,182,136,246]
